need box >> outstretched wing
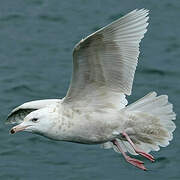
[63,9,149,109]
[7,99,60,124]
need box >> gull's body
[8,9,176,170]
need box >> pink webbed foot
[121,132,155,162]
[125,156,147,171]
[135,150,155,162]
[112,139,147,171]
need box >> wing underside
[6,99,60,124]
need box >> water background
[0,0,179,179]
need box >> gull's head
[10,107,58,136]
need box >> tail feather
[125,92,176,153]
[101,92,176,155]
[125,92,176,134]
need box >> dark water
[0,0,179,179]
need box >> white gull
[8,9,176,170]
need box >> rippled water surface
[0,0,180,179]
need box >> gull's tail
[101,92,176,155]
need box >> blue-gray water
[0,0,179,179]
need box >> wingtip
[131,8,150,16]
[138,8,150,13]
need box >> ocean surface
[0,0,179,179]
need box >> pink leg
[112,139,147,171]
[122,132,155,162]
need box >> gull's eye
[31,118,38,122]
